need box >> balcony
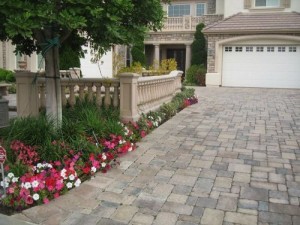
[159,15,224,32]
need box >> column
[185,44,191,72]
[154,44,160,69]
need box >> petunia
[66,182,73,189]
[32,193,39,201]
[74,179,81,187]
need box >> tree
[0,0,168,126]
[191,23,207,66]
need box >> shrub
[191,23,207,66]
[185,64,206,86]
[0,68,15,83]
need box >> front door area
[167,49,186,72]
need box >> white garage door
[222,45,300,88]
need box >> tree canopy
[0,0,169,124]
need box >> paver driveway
[11,87,300,225]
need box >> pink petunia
[43,198,49,204]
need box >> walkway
[9,87,300,225]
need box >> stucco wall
[224,0,244,18]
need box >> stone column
[119,73,140,122]
[154,44,160,69]
[185,44,192,72]
[15,71,39,117]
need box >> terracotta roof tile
[203,12,300,34]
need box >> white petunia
[66,182,73,189]
[32,193,40,201]
[7,172,14,178]
[74,179,81,187]
[36,163,43,168]
[102,154,107,160]
[128,147,132,152]
[32,180,39,188]
[0,181,9,187]
[24,182,31,189]
[101,162,106,168]
[91,167,97,173]
[12,177,19,183]
[60,169,67,179]
[69,174,75,181]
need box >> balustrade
[15,70,183,121]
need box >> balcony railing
[160,15,224,31]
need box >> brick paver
[10,87,300,224]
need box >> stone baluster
[69,85,76,107]
[79,84,85,101]
[61,85,67,106]
[96,84,102,107]
[112,82,120,107]
[87,84,93,102]
[103,82,111,108]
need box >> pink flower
[25,195,34,205]
[8,187,15,194]
[53,193,60,199]
[140,130,146,138]
[43,198,49,204]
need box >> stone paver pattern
[10,87,300,225]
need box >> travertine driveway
[11,87,300,225]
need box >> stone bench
[0,83,11,96]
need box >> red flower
[25,195,34,205]
[140,130,146,138]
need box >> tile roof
[203,12,300,34]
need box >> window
[255,0,280,7]
[267,47,274,52]
[168,4,190,17]
[256,46,264,52]
[289,46,297,52]
[225,47,232,52]
[196,3,206,16]
[246,47,253,52]
[278,46,285,52]
[235,47,243,52]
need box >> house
[203,0,300,88]
[144,0,224,72]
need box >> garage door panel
[222,45,300,88]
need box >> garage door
[222,45,300,88]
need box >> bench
[0,83,12,96]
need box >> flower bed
[0,88,198,213]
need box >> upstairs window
[255,0,280,7]
[196,3,206,16]
[168,4,190,17]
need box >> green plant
[118,62,143,74]
[184,64,206,86]
[131,41,146,66]
[0,68,15,83]
[191,23,207,66]
[8,83,16,94]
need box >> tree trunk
[44,38,62,127]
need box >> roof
[203,12,300,34]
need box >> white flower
[24,182,31,189]
[69,174,75,181]
[128,147,132,152]
[36,163,43,168]
[60,169,67,179]
[5,177,10,183]
[33,193,40,201]
[7,172,14,178]
[102,154,107,160]
[47,163,52,169]
[66,182,73,189]
[12,177,19,183]
[101,162,106,168]
[0,181,9,187]
[74,179,81,187]
[91,167,97,173]
[32,180,39,188]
